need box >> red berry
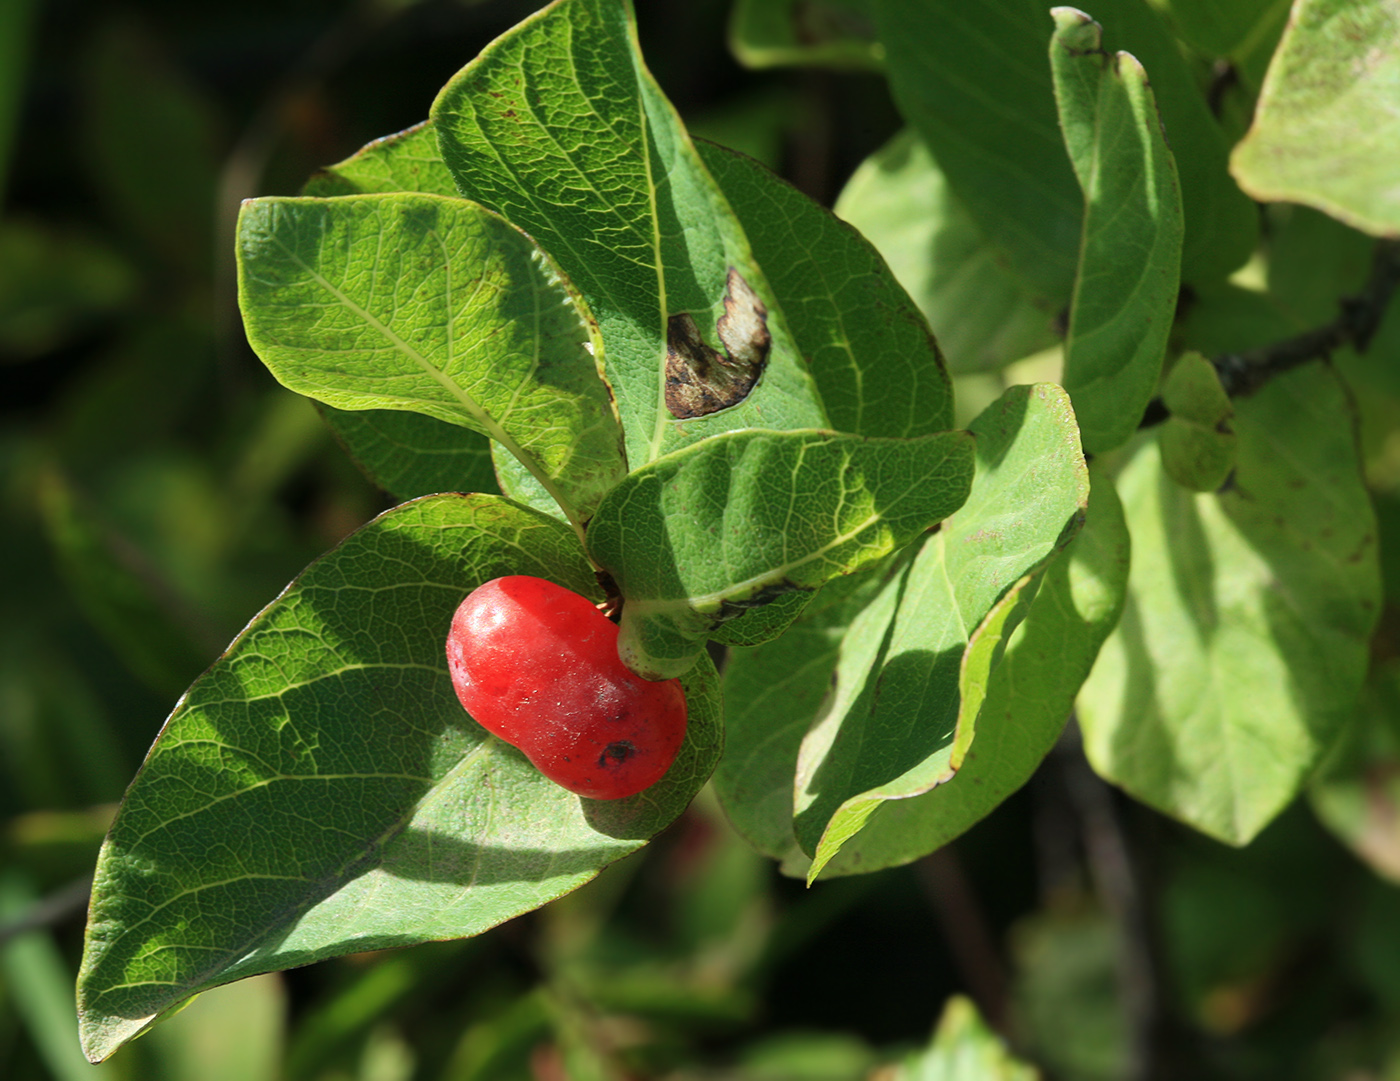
[445,576,688,799]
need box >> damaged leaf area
[665,267,772,418]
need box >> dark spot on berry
[599,741,636,768]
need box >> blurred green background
[6,0,1400,1078]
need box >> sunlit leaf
[1059,0,1257,282]
[1231,0,1400,237]
[236,193,625,528]
[792,385,1088,878]
[1077,365,1380,844]
[699,140,954,437]
[588,427,974,679]
[1051,8,1183,454]
[77,495,722,1062]
[303,120,458,199]
[431,0,828,469]
[816,466,1128,878]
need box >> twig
[1054,725,1155,1081]
[916,845,1009,1034]
[0,875,93,948]
[1140,237,1400,428]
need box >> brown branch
[0,876,93,947]
[1139,237,1400,429]
[917,845,1010,1034]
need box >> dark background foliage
[3,1,1399,1078]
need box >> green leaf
[707,588,812,648]
[1011,908,1131,1078]
[894,995,1039,1080]
[1051,8,1184,454]
[698,140,954,437]
[38,467,218,700]
[1160,0,1290,61]
[728,0,883,70]
[1,869,107,1081]
[792,385,1089,878]
[319,406,500,502]
[82,22,221,274]
[303,120,459,198]
[236,193,626,530]
[490,440,571,522]
[0,0,36,203]
[297,122,512,507]
[834,129,1058,375]
[588,427,975,679]
[1060,0,1258,283]
[816,464,1128,878]
[1160,351,1236,492]
[1310,661,1400,884]
[1231,0,1400,237]
[144,976,286,1081]
[1077,365,1381,844]
[430,0,828,468]
[714,561,899,863]
[1175,279,1296,357]
[0,220,137,360]
[1265,205,1375,327]
[874,0,1084,307]
[77,494,723,1062]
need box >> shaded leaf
[728,0,883,69]
[587,427,975,680]
[1051,8,1184,454]
[0,220,137,360]
[1011,908,1131,1079]
[834,129,1057,374]
[430,0,828,468]
[38,467,219,699]
[1077,365,1380,844]
[1231,0,1400,237]
[0,0,36,202]
[698,140,954,437]
[236,193,625,528]
[1310,661,1400,884]
[1160,351,1236,492]
[792,385,1088,878]
[1160,0,1290,62]
[77,494,723,1062]
[715,560,898,863]
[708,589,813,649]
[817,465,1128,877]
[1265,205,1375,327]
[82,21,222,274]
[874,0,1083,306]
[318,405,499,503]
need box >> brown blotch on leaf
[664,266,771,419]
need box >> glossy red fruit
[445,575,688,799]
